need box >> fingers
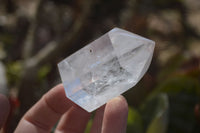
[91,96,128,133]
[0,94,10,128]
[90,105,105,133]
[55,106,91,133]
[14,84,128,133]
[15,84,73,132]
[102,96,128,133]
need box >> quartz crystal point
[58,28,155,112]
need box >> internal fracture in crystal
[58,27,155,112]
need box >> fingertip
[107,95,129,114]
[102,95,128,133]
[54,83,64,89]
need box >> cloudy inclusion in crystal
[58,28,155,112]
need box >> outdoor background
[0,0,200,132]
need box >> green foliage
[157,76,200,95]
[6,61,22,85]
[139,94,169,133]
[154,76,200,133]
[145,94,168,133]
[127,74,200,133]
[167,92,199,133]
[85,119,93,133]
[37,65,51,82]
[127,107,144,133]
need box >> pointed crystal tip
[58,27,155,112]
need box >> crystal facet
[58,28,155,112]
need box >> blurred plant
[6,61,22,86]
[127,107,144,133]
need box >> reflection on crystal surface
[58,27,155,112]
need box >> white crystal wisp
[58,28,155,112]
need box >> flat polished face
[58,27,155,112]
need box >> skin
[1,84,128,133]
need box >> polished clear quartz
[58,28,155,112]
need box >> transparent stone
[58,28,155,112]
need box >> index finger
[15,84,73,132]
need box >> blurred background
[0,0,200,132]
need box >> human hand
[14,84,128,133]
